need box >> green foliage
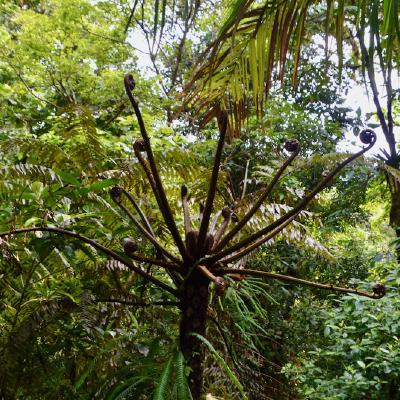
[193,334,248,399]
[184,0,400,132]
[153,355,174,400]
[151,351,192,400]
[175,352,192,400]
[283,267,400,399]
[0,0,399,399]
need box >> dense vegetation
[0,0,399,399]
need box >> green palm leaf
[183,0,400,137]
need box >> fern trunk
[390,187,400,262]
[179,268,210,399]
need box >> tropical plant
[283,266,400,399]
[0,74,385,398]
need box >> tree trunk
[179,268,210,399]
[389,187,400,262]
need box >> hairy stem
[197,111,228,248]
[114,198,183,266]
[121,187,155,236]
[124,75,188,260]
[220,213,299,264]
[219,268,384,299]
[181,185,192,235]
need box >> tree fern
[0,163,62,185]
[0,137,74,170]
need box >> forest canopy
[0,0,399,399]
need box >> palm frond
[183,0,400,136]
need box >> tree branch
[357,31,396,163]
[0,227,177,296]
[124,0,139,33]
[219,268,385,299]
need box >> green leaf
[191,334,248,399]
[78,178,116,195]
[55,169,81,186]
[175,352,192,400]
[357,360,366,369]
[153,355,174,400]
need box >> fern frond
[191,333,248,399]
[153,355,174,400]
[0,164,62,185]
[51,105,105,171]
[0,137,74,169]
[175,351,192,400]
[112,377,150,400]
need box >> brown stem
[214,144,300,253]
[196,264,219,284]
[220,213,299,264]
[0,227,177,296]
[199,202,204,224]
[386,58,395,163]
[209,211,222,234]
[219,268,384,299]
[113,197,183,266]
[212,210,231,250]
[206,138,375,265]
[240,159,250,200]
[124,0,139,33]
[197,111,228,248]
[121,188,155,236]
[358,31,396,163]
[124,75,188,261]
[127,253,182,272]
[121,186,183,283]
[133,145,162,204]
[181,185,192,235]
